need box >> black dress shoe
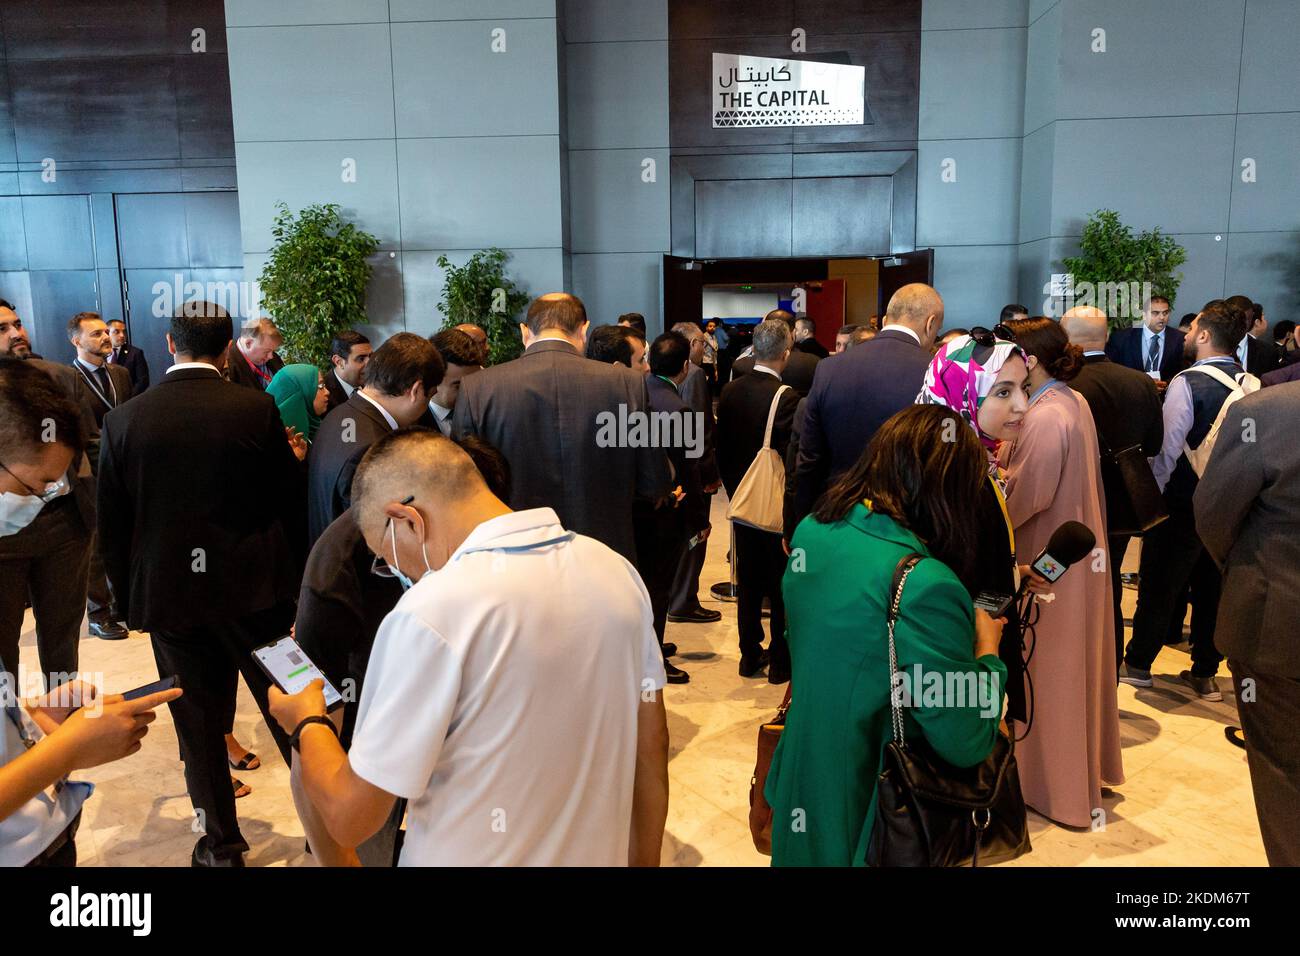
[667,607,723,624]
[768,666,791,686]
[664,659,690,684]
[739,649,770,678]
[88,619,128,640]
[661,642,678,658]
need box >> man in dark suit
[96,301,307,866]
[791,283,942,534]
[1226,294,1276,378]
[224,317,285,391]
[453,293,670,566]
[1195,380,1300,865]
[0,349,98,690]
[308,333,444,548]
[67,312,133,641]
[730,309,820,395]
[1062,307,1164,669]
[718,318,801,684]
[324,330,372,412]
[1105,295,1186,391]
[1261,359,1300,388]
[792,317,830,359]
[106,318,150,395]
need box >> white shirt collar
[881,323,921,345]
[449,508,573,564]
[1083,349,1106,356]
[334,367,355,397]
[753,363,782,379]
[167,361,221,375]
[430,400,453,420]
[357,389,400,430]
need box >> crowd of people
[0,283,1296,867]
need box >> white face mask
[388,518,432,591]
[0,476,65,537]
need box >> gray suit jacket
[453,338,671,564]
[1194,381,1300,676]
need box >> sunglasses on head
[969,324,1016,347]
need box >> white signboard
[712,52,865,128]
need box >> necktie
[1146,334,1159,372]
[95,365,112,404]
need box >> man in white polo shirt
[270,429,670,866]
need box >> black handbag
[866,553,1032,867]
[1097,434,1168,536]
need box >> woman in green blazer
[765,405,1009,866]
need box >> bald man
[1063,306,1164,671]
[268,428,669,866]
[454,323,489,365]
[789,283,943,536]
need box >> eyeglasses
[0,461,66,502]
[369,494,416,579]
[970,324,1016,347]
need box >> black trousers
[634,507,688,645]
[1230,660,1300,866]
[85,531,118,622]
[1126,509,1223,677]
[150,602,295,861]
[0,501,89,691]
[668,492,713,614]
[733,522,789,669]
[1108,532,1131,672]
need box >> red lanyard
[243,351,272,385]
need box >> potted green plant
[1061,209,1187,332]
[436,248,531,365]
[257,202,380,366]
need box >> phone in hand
[252,637,344,712]
[974,590,1015,618]
[122,675,180,701]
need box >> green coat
[765,504,1008,867]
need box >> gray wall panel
[1229,112,1300,234]
[21,195,95,270]
[567,149,670,253]
[563,0,668,41]
[922,0,1028,30]
[1238,0,1300,113]
[931,244,1019,328]
[917,138,1021,246]
[695,179,792,258]
[919,28,1025,140]
[571,252,663,331]
[566,40,669,149]
[224,0,390,27]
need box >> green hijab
[266,363,322,441]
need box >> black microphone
[1022,520,1096,591]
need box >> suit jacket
[1194,381,1300,675]
[323,367,351,413]
[792,327,931,528]
[224,342,285,391]
[794,338,830,360]
[731,348,820,395]
[109,343,150,396]
[452,338,671,565]
[307,392,396,548]
[96,366,303,631]
[1240,334,1276,379]
[1069,354,1163,457]
[1105,325,1186,382]
[17,359,99,535]
[717,369,800,500]
[678,362,719,488]
[70,359,133,432]
[645,374,706,530]
[1261,360,1300,388]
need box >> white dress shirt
[428,401,453,436]
[356,389,399,430]
[333,367,355,399]
[880,323,921,345]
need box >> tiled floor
[18,507,1265,866]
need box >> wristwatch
[290,715,337,753]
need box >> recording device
[122,675,180,701]
[974,521,1097,617]
[252,637,344,712]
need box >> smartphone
[974,590,1015,617]
[122,675,180,701]
[252,637,344,712]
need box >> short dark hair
[1003,316,1083,382]
[1147,295,1171,309]
[431,328,481,368]
[765,308,796,330]
[0,299,15,312]
[1179,312,1197,329]
[836,324,863,337]
[0,357,84,462]
[66,311,103,339]
[170,301,232,358]
[455,435,511,501]
[1224,294,1254,323]
[617,312,647,334]
[1273,320,1295,340]
[366,332,445,396]
[107,318,126,328]
[1000,304,1030,323]
[649,331,690,377]
[586,324,636,367]
[330,329,370,362]
[1195,301,1246,353]
[526,293,587,336]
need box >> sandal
[232,777,252,799]
[228,751,261,771]
[1225,726,1246,750]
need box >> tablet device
[252,637,344,712]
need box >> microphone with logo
[975,520,1097,617]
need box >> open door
[662,255,705,333]
[876,249,934,316]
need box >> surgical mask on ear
[388,518,433,591]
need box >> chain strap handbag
[866,553,1032,867]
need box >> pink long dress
[999,381,1124,827]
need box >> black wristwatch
[290,715,337,753]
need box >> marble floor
[17,505,1266,866]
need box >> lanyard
[243,350,273,385]
[74,359,117,409]
[653,375,678,392]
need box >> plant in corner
[1061,209,1187,333]
[436,248,531,366]
[257,202,380,367]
